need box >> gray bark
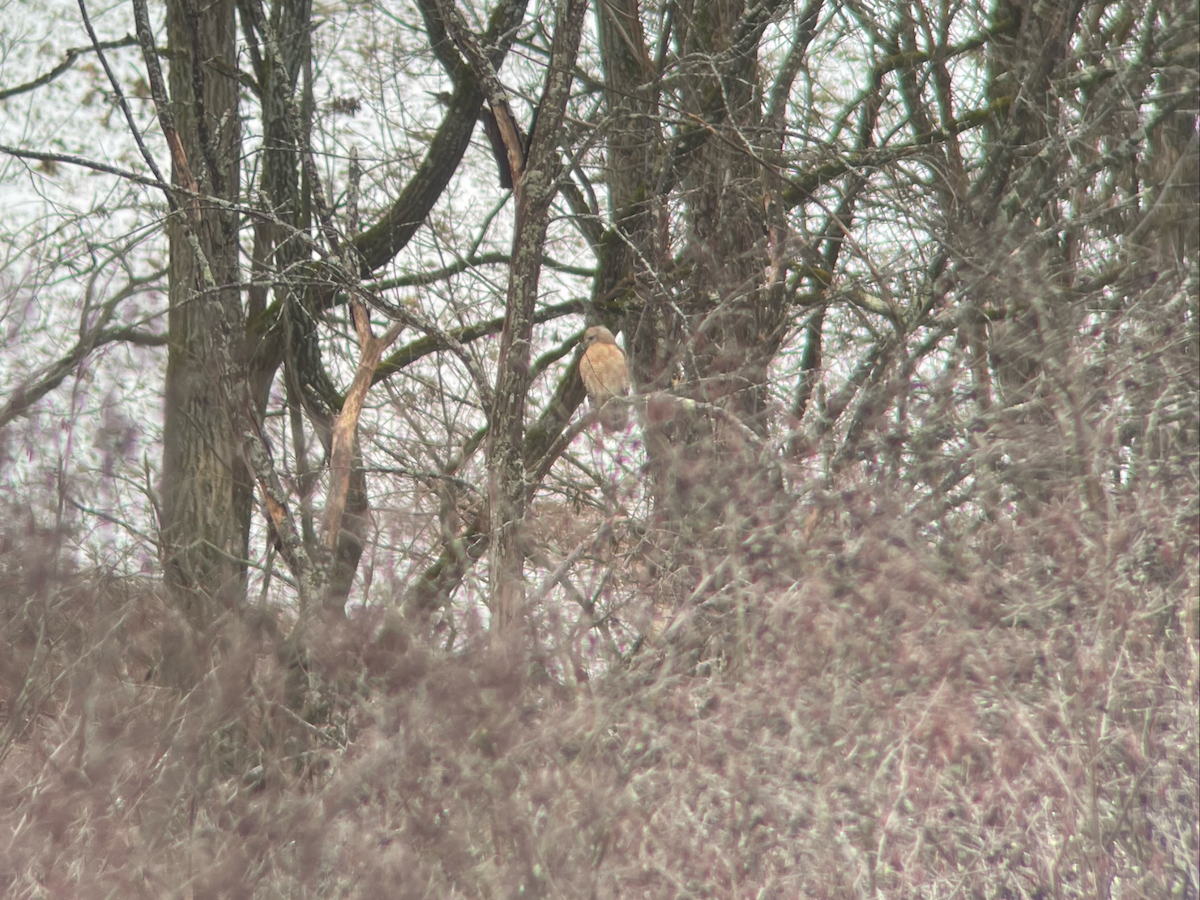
[159,0,247,632]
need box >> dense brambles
[1,475,1195,897]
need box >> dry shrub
[0,480,1196,899]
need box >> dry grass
[0,481,1196,899]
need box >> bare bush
[1,465,1195,897]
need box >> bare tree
[0,0,1195,891]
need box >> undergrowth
[1,485,1196,899]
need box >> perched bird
[579,325,630,433]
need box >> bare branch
[81,0,174,202]
[321,306,403,556]
[0,35,141,101]
[1,267,166,431]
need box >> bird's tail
[599,399,629,434]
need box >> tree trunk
[628,0,791,584]
[160,0,247,632]
[972,0,1089,509]
[485,0,590,641]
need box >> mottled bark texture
[965,0,1092,509]
[157,0,532,630]
[480,0,591,638]
[612,0,797,590]
[595,0,665,384]
[160,0,247,633]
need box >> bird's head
[582,325,617,348]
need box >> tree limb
[0,35,141,101]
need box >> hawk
[579,325,630,433]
